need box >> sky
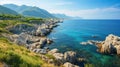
[0,0,120,19]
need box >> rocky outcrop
[63,62,79,67]
[53,53,64,63]
[80,34,120,56]
[48,49,78,65]
[48,49,59,54]
[64,51,77,63]
[97,34,120,55]
[9,24,36,35]
[35,21,58,36]
[3,19,60,54]
[48,49,64,63]
[80,40,102,45]
[9,19,59,37]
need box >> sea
[48,19,120,67]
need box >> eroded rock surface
[81,34,120,55]
[98,34,120,55]
[63,62,79,67]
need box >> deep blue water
[48,20,120,67]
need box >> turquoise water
[48,20,120,67]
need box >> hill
[0,5,18,15]
[3,4,56,18]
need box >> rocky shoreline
[80,34,120,56]
[1,19,81,67]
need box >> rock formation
[80,34,120,56]
[97,34,120,55]
[63,62,79,67]
[80,40,102,45]
[48,49,78,66]
[64,51,77,63]
[2,19,59,54]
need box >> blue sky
[0,0,120,19]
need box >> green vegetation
[0,14,57,67]
[84,63,95,67]
[0,14,44,34]
[45,54,55,60]
[0,37,43,67]
[3,4,56,18]
[0,37,57,67]
[0,14,22,20]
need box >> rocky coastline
[80,34,120,56]
[1,19,81,67]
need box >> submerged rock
[80,40,102,45]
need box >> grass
[45,54,55,60]
[0,14,58,67]
[0,37,44,67]
[0,37,57,67]
[0,14,44,34]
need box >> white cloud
[49,7,120,19]
[1,0,120,19]
[54,2,73,6]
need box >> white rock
[63,62,79,67]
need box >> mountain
[3,4,56,18]
[52,13,82,19]
[0,5,18,15]
[52,14,71,19]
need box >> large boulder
[48,48,58,55]
[97,34,120,55]
[53,53,64,62]
[63,62,79,67]
[36,25,51,36]
[64,51,77,63]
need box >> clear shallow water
[48,20,120,67]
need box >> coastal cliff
[0,14,80,67]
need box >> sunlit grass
[0,37,43,67]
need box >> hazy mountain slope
[3,4,55,18]
[0,5,18,15]
[53,13,82,19]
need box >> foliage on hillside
[3,4,56,18]
[0,14,57,67]
[0,37,43,67]
[0,37,57,67]
[0,14,44,34]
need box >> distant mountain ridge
[0,5,18,15]
[3,4,56,18]
[52,13,82,19]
